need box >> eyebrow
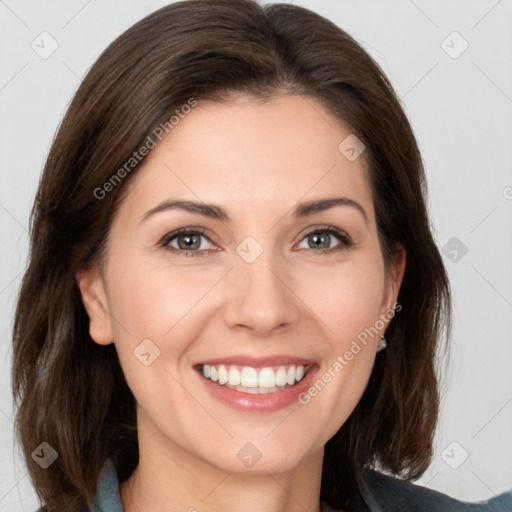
[141,196,368,225]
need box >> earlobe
[75,268,114,346]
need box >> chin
[196,437,320,476]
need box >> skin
[77,93,406,512]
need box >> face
[77,93,405,476]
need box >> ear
[75,267,114,346]
[382,244,406,314]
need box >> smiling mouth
[197,363,309,394]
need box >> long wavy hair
[12,1,451,510]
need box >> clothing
[88,459,511,512]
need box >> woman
[11,0,511,511]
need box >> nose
[223,248,300,338]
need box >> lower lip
[196,366,319,412]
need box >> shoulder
[33,459,124,512]
[359,468,512,512]
[88,459,124,512]
[36,460,123,512]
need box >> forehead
[120,94,374,225]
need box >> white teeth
[295,365,306,382]
[287,366,296,385]
[275,367,287,386]
[235,385,280,394]
[201,363,309,391]
[228,367,241,386]
[240,367,258,388]
[243,387,259,394]
[218,365,228,385]
[258,367,275,388]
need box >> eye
[295,225,353,255]
[161,228,216,257]
[160,225,353,258]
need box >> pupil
[180,235,199,250]
[311,233,328,249]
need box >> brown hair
[12,0,451,510]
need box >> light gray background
[1,0,511,509]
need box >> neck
[120,415,325,512]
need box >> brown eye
[175,233,202,250]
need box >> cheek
[293,260,384,434]
[103,255,212,430]
[106,251,224,341]
[301,258,385,342]
[104,253,233,408]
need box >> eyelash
[160,225,353,258]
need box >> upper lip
[194,355,316,368]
